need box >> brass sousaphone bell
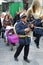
[27,0,42,19]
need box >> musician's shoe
[34,40,40,49]
[34,39,37,44]
[34,40,37,45]
[14,56,18,61]
[37,46,40,49]
[24,58,31,63]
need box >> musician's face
[21,16,27,23]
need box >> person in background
[13,8,26,25]
[0,12,6,38]
[1,12,6,27]
[0,14,2,37]
[3,14,12,28]
[33,17,43,48]
[2,14,12,39]
[6,11,13,25]
[28,15,43,49]
[27,9,43,49]
[13,11,20,25]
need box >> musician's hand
[30,23,34,28]
[41,20,43,23]
[24,28,31,33]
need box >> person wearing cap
[14,12,34,63]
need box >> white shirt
[1,18,4,26]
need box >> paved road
[0,37,43,65]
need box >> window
[0,5,2,13]
[2,3,9,12]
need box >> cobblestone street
[0,37,43,65]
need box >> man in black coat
[33,18,43,48]
[13,11,20,25]
[28,14,42,48]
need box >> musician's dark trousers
[34,35,41,47]
[14,44,29,59]
[0,30,1,36]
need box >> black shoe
[11,48,13,51]
[34,40,37,44]
[34,40,40,48]
[24,59,30,63]
[6,43,9,46]
[37,46,40,49]
[14,56,18,61]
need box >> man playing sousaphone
[26,0,43,48]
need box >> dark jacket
[33,18,43,36]
[13,13,20,25]
[15,21,31,45]
[34,18,42,27]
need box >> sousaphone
[27,0,42,19]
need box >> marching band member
[26,0,43,48]
[33,17,42,48]
[14,12,33,63]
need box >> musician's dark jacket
[33,18,43,36]
[15,20,31,45]
[28,14,43,36]
[34,18,42,27]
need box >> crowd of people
[0,8,43,63]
